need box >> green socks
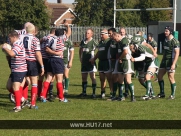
[158,80,164,94]
[128,83,134,96]
[82,82,87,94]
[171,83,176,96]
[92,84,96,94]
[64,78,69,90]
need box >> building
[46,0,76,26]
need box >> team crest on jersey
[83,48,89,52]
[163,46,169,50]
[111,44,116,48]
[99,47,105,51]
[118,49,122,53]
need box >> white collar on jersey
[84,37,93,44]
[165,35,174,42]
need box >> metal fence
[38,25,147,43]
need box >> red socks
[57,82,64,100]
[31,86,37,106]
[23,82,29,99]
[40,81,50,98]
[14,90,21,108]
[38,80,43,97]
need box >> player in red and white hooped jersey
[40,22,71,102]
[37,28,56,99]
[2,31,27,112]
[19,23,44,109]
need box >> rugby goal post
[113,0,177,31]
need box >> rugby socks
[14,90,21,109]
[31,84,37,106]
[48,82,54,96]
[141,82,147,88]
[146,80,151,96]
[112,82,118,97]
[92,84,96,94]
[158,80,164,94]
[128,83,134,96]
[118,84,124,98]
[57,82,64,100]
[38,80,43,97]
[65,78,69,91]
[171,83,176,96]
[23,82,28,100]
[82,81,87,94]
[124,78,129,94]
[41,81,50,98]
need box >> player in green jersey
[63,28,74,95]
[130,41,158,100]
[147,33,159,82]
[112,32,136,102]
[79,28,98,98]
[157,26,180,99]
[91,29,113,99]
[119,27,131,98]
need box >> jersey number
[23,36,29,49]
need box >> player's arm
[35,51,44,76]
[45,46,63,56]
[142,42,157,57]
[2,47,15,57]
[68,48,74,68]
[64,22,71,38]
[171,43,180,70]
[131,53,146,62]
[119,48,128,63]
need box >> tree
[73,0,172,27]
[0,0,51,42]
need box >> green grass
[0,47,181,135]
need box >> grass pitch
[0,47,181,135]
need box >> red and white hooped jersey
[11,39,27,72]
[46,35,67,58]
[20,33,41,61]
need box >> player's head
[112,32,121,42]
[130,36,141,45]
[85,28,93,39]
[26,23,35,34]
[119,27,126,36]
[101,29,109,40]
[55,28,64,36]
[8,30,19,44]
[50,28,56,35]
[147,33,153,41]
[108,28,116,39]
[50,28,56,34]
[129,43,138,53]
[137,30,143,36]
[24,22,33,29]
[165,26,173,37]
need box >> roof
[46,3,75,24]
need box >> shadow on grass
[70,84,101,88]
[0,93,8,99]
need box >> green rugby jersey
[117,37,131,60]
[163,37,180,60]
[80,38,98,63]
[133,44,153,63]
[132,34,145,44]
[109,39,117,59]
[148,38,157,48]
[97,38,111,60]
[63,39,74,64]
